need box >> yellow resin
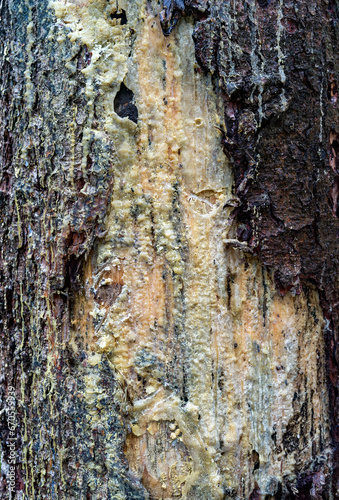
[51,1,330,497]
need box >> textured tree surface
[0,0,338,499]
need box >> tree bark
[0,0,338,499]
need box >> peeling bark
[0,0,338,499]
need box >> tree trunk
[1,0,338,498]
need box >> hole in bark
[114,82,138,123]
[110,9,127,25]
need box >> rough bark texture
[186,0,339,495]
[0,0,338,499]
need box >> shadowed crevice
[114,82,138,124]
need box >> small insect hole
[110,9,127,25]
[114,82,138,124]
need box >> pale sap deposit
[51,1,330,498]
